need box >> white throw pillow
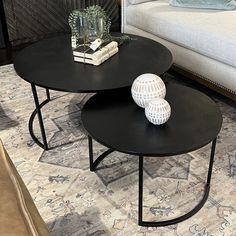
[129,0,155,4]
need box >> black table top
[14,34,173,93]
[81,82,222,156]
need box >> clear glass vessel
[76,14,88,46]
[86,16,105,42]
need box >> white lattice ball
[131,73,166,108]
[145,98,171,125]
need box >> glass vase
[86,16,105,43]
[76,14,88,47]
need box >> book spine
[73,41,118,60]
[92,41,118,61]
[73,47,93,59]
[73,57,95,65]
[74,47,119,66]
[94,47,119,66]
[74,45,118,62]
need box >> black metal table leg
[30,84,49,150]
[207,138,217,185]
[88,136,114,172]
[46,88,51,101]
[87,136,218,227]
[138,155,144,226]
[138,138,217,227]
[89,136,94,171]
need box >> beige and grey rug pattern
[0,64,236,236]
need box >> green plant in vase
[69,5,132,49]
[69,5,111,48]
[83,5,133,45]
[84,5,111,43]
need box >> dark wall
[3,0,119,46]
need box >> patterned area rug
[0,64,236,236]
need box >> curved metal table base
[88,136,217,227]
[29,84,51,150]
[88,136,114,171]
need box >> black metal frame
[29,84,51,150]
[88,136,114,171]
[88,135,217,227]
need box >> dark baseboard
[171,64,236,103]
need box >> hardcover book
[73,41,118,61]
[74,47,119,66]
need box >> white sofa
[122,0,236,100]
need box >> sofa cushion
[126,0,236,68]
[170,0,236,10]
[0,140,51,236]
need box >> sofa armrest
[0,140,51,236]
[121,0,131,32]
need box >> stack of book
[73,41,118,66]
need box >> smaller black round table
[81,82,222,227]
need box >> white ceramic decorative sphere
[131,73,166,108]
[145,98,171,125]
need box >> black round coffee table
[14,34,173,150]
[81,82,222,227]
